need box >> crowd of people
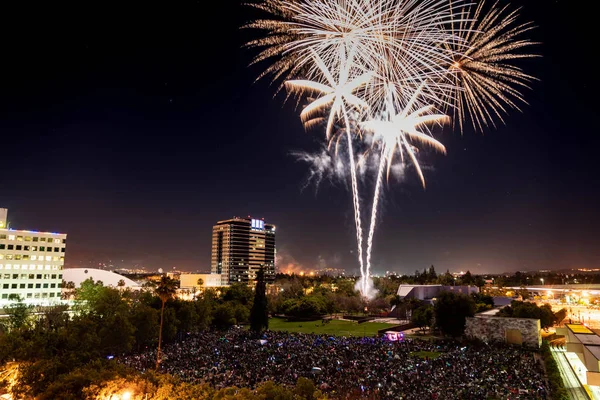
[122,329,549,399]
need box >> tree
[460,270,474,286]
[472,292,494,313]
[197,278,204,287]
[438,270,454,286]
[117,279,126,287]
[412,305,434,332]
[554,308,567,325]
[433,291,475,337]
[223,283,254,305]
[3,296,32,332]
[427,265,437,283]
[131,303,159,351]
[250,267,269,332]
[154,276,177,369]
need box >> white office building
[0,208,66,305]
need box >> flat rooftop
[567,324,594,334]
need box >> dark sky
[0,0,596,275]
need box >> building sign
[251,219,264,230]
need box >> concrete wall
[465,316,541,348]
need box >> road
[551,347,590,400]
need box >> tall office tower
[211,216,275,285]
[0,208,67,304]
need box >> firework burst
[445,0,538,132]
[244,0,538,299]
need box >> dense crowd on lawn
[122,329,549,399]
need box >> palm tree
[155,276,177,369]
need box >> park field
[268,317,396,337]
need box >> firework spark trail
[341,101,366,288]
[364,142,386,295]
[286,47,370,283]
[362,87,448,288]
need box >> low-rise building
[0,208,66,305]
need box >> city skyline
[0,0,596,275]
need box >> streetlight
[122,392,131,400]
[541,278,544,286]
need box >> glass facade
[211,217,275,285]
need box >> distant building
[396,284,479,302]
[180,273,224,289]
[211,216,276,285]
[0,208,66,304]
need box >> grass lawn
[268,317,396,337]
[410,350,441,359]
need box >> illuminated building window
[16,236,23,241]
[23,255,29,261]
[52,257,58,262]
[31,246,37,251]
[45,265,51,270]
[8,235,15,240]
[5,264,10,270]
[25,236,31,241]
[45,256,51,261]
[31,255,37,261]
[5,255,13,260]
[53,239,61,244]
[14,255,21,260]
[24,246,29,251]
[0,254,3,260]
[20,274,26,279]
[38,238,45,242]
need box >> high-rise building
[0,208,67,304]
[211,216,275,285]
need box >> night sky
[0,0,596,275]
